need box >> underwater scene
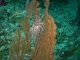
[0,0,80,60]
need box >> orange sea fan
[19,17,30,50]
[30,15,56,60]
[30,0,56,60]
[9,28,30,60]
[27,0,39,18]
[9,0,56,60]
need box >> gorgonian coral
[9,0,56,60]
[30,0,56,60]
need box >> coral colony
[9,0,56,60]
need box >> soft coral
[30,0,56,60]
